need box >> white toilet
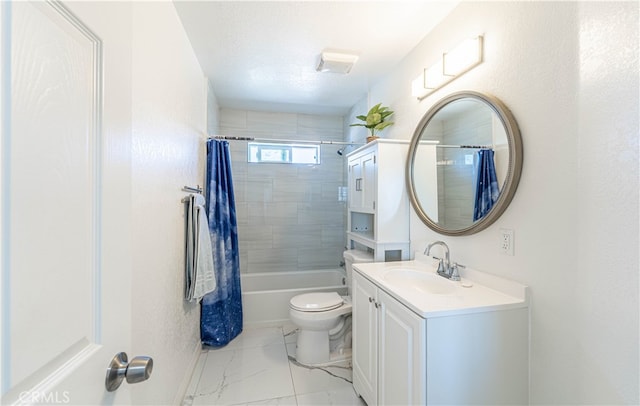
[289,249,374,365]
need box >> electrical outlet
[500,228,515,256]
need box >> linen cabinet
[346,140,410,262]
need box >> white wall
[348,2,639,404]
[207,78,220,136]
[130,2,207,404]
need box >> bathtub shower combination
[241,269,347,327]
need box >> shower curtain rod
[211,135,361,146]
[436,144,493,149]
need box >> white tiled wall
[438,106,493,229]
[219,109,347,274]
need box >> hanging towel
[185,193,217,302]
[185,195,196,300]
[473,149,500,221]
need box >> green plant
[350,103,395,137]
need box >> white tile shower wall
[439,106,493,229]
[219,109,347,274]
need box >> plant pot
[366,136,379,143]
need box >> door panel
[10,0,99,387]
[351,272,377,405]
[348,158,362,211]
[378,290,426,405]
[1,1,132,403]
[361,152,375,211]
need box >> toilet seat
[290,292,344,312]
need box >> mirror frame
[406,91,523,236]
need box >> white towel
[185,195,196,300]
[185,193,216,302]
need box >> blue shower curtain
[473,149,500,221]
[201,139,243,347]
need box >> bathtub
[241,269,348,327]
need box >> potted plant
[350,103,395,142]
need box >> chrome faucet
[424,241,461,281]
[424,241,450,275]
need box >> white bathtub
[241,269,348,327]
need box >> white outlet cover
[500,228,515,256]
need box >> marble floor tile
[207,326,285,351]
[296,387,365,406]
[235,395,298,406]
[182,351,209,406]
[289,358,353,397]
[193,344,295,405]
[184,326,362,406]
[286,343,353,397]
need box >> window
[248,142,320,164]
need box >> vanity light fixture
[412,36,484,100]
[316,51,359,74]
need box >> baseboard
[172,340,204,405]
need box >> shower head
[337,144,360,156]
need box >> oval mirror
[407,91,523,236]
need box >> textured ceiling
[174,1,459,115]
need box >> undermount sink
[383,268,456,295]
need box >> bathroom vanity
[352,255,529,405]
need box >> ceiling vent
[316,51,359,74]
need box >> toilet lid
[290,292,344,312]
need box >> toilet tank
[343,249,374,295]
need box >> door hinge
[373,201,376,210]
[374,155,376,164]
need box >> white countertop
[353,254,529,318]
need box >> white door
[1,1,134,404]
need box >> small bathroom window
[248,142,320,164]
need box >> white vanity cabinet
[352,270,378,404]
[352,261,530,405]
[352,271,426,406]
[346,140,410,261]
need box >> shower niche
[346,140,410,262]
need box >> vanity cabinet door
[353,270,427,405]
[352,271,378,405]
[378,289,426,405]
